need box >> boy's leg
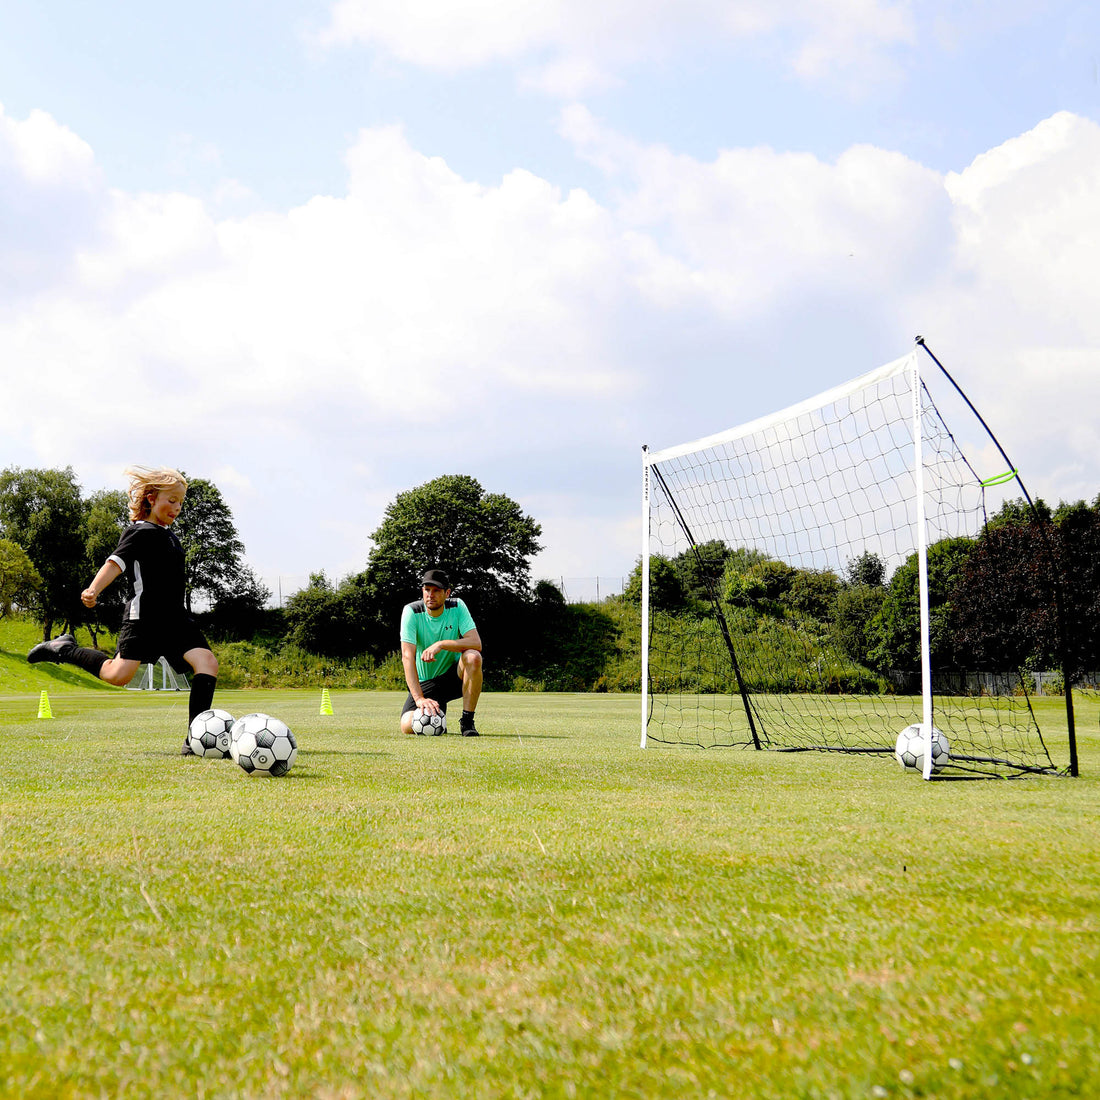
[184,647,219,723]
[177,647,218,757]
[27,633,121,681]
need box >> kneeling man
[399,569,483,737]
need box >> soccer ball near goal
[229,713,298,777]
[411,708,446,736]
[895,723,950,774]
[187,708,235,758]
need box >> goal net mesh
[644,353,1059,777]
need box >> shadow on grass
[145,748,389,761]
[293,748,390,758]
[490,733,570,740]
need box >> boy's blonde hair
[124,466,188,522]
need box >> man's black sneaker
[180,740,196,756]
[460,722,480,737]
[27,634,76,664]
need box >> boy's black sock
[189,673,217,724]
[70,642,110,677]
[69,645,110,678]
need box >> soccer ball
[895,723,950,773]
[229,713,298,777]
[411,707,446,736]
[187,708,235,758]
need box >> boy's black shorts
[401,667,464,715]
[116,617,211,673]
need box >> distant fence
[890,669,1100,697]
[260,575,627,608]
[550,577,627,604]
[264,576,311,608]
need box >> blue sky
[2,1,1099,601]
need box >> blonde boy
[28,466,220,754]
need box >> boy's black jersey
[108,521,187,623]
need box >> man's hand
[421,641,443,662]
[416,696,444,717]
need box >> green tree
[82,488,129,645]
[0,538,42,616]
[0,466,86,639]
[832,583,887,665]
[723,557,797,612]
[1051,500,1100,679]
[845,551,886,588]
[867,536,975,672]
[951,501,1100,683]
[783,568,841,621]
[351,474,542,669]
[173,477,269,614]
[285,572,337,654]
[364,474,542,607]
[674,539,731,603]
[284,572,376,659]
[205,566,276,641]
[623,555,687,613]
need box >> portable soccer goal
[640,339,1078,779]
[127,656,189,692]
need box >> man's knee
[460,650,482,675]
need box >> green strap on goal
[980,468,1018,487]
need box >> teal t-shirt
[399,597,476,683]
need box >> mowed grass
[1,688,1097,1099]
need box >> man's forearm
[402,652,423,700]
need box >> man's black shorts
[116,617,211,673]
[401,666,465,715]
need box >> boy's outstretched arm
[82,560,122,608]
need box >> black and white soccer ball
[895,723,950,773]
[229,712,298,777]
[411,707,446,736]
[187,708,235,758]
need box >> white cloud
[944,112,1100,341]
[0,104,104,297]
[3,103,1099,583]
[562,103,951,314]
[317,0,915,94]
[0,104,97,186]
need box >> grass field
[1,682,1098,1099]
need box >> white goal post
[127,656,189,692]
[640,344,1067,779]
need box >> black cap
[420,569,450,590]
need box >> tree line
[629,495,1100,687]
[5,463,1098,692]
[0,468,575,688]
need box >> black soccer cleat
[27,633,76,665]
[460,721,480,737]
[180,739,196,756]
